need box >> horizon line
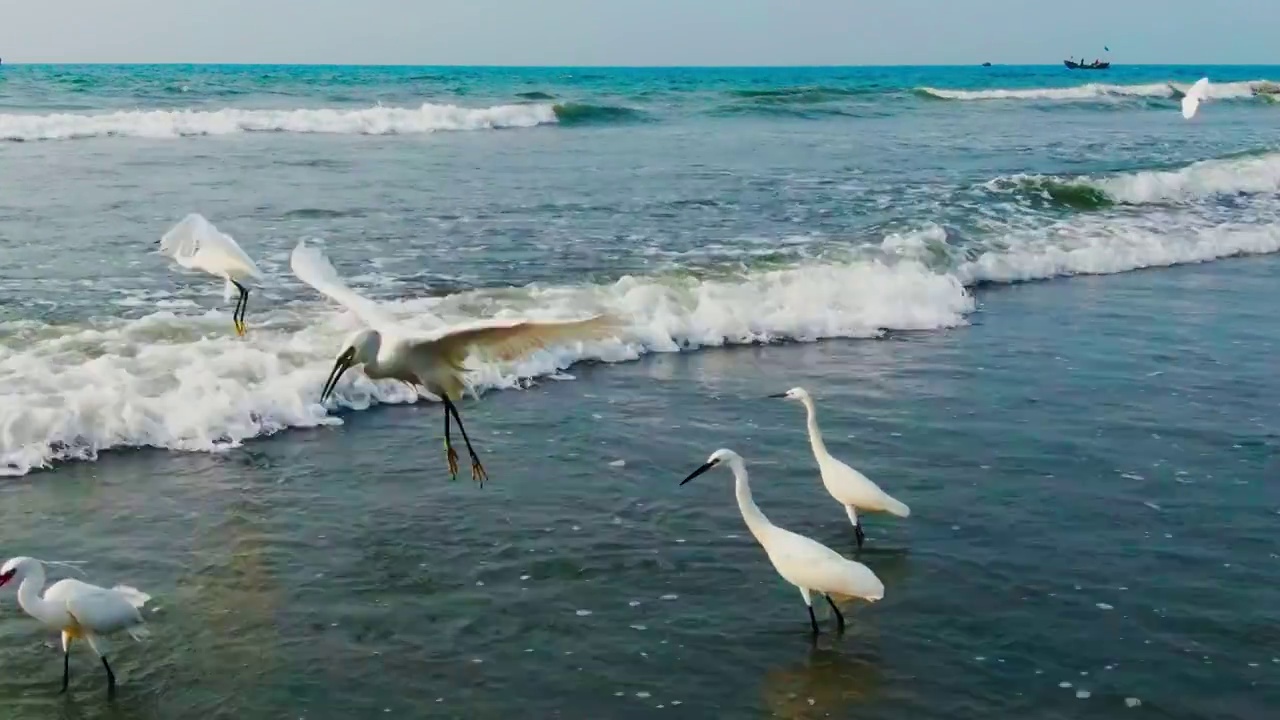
[0,61,1273,69]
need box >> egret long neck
[15,564,54,623]
[729,457,773,542]
[801,397,829,458]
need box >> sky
[2,0,1277,65]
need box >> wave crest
[551,103,646,125]
[0,259,971,476]
[9,207,1280,476]
[0,102,561,141]
[916,80,1269,102]
[989,150,1280,206]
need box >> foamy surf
[0,102,560,141]
[990,150,1280,205]
[918,80,1269,102]
[5,207,1280,476]
[955,219,1280,284]
[0,259,972,476]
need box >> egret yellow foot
[446,443,460,480]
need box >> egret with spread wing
[0,557,151,697]
[1181,77,1211,120]
[290,240,619,484]
[159,213,263,336]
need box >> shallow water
[1,65,1278,718]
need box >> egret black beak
[320,348,355,404]
[680,460,718,486]
[767,392,789,398]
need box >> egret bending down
[0,557,151,697]
[291,240,619,484]
[681,449,884,635]
[771,387,910,549]
[159,213,263,336]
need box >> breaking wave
[915,80,1269,102]
[989,150,1280,206]
[6,206,1280,476]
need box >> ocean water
[0,64,1278,718]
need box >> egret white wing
[822,457,910,516]
[47,579,146,634]
[159,215,202,262]
[161,213,262,278]
[1182,77,1210,119]
[424,314,621,366]
[290,240,401,331]
[768,529,885,601]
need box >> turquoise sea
[0,64,1278,719]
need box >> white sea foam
[0,103,559,141]
[990,151,1280,205]
[1096,152,1280,204]
[955,219,1280,284]
[919,80,1267,102]
[7,205,1280,475]
[0,259,972,475]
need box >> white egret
[159,213,263,336]
[0,557,151,696]
[681,449,884,635]
[1181,77,1211,120]
[771,387,910,549]
[290,240,619,484]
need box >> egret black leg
[807,605,820,636]
[101,656,116,697]
[825,594,846,633]
[231,281,249,336]
[61,648,70,693]
[444,397,488,485]
[855,522,866,550]
[238,285,250,335]
[443,404,459,479]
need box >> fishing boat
[1064,59,1110,70]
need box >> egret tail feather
[111,585,152,608]
[882,495,910,518]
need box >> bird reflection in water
[759,643,884,720]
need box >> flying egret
[771,387,910,549]
[681,449,884,635]
[290,240,619,484]
[0,557,151,696]
[1181,77,1211,120]
[159,213,263,337]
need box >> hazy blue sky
[2,0,1276,65]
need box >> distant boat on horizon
[1064,59,1110,70]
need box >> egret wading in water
[1181,77,1211,120]
[681,449,885,635]
[0,557,151,696]
[771,387,910,549]
[159,213,263,337]
[290,240,619,484]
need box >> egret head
[680,448,741,485]
[320,329,381,404]
[768,387,810,402]
[0,556,35,588]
